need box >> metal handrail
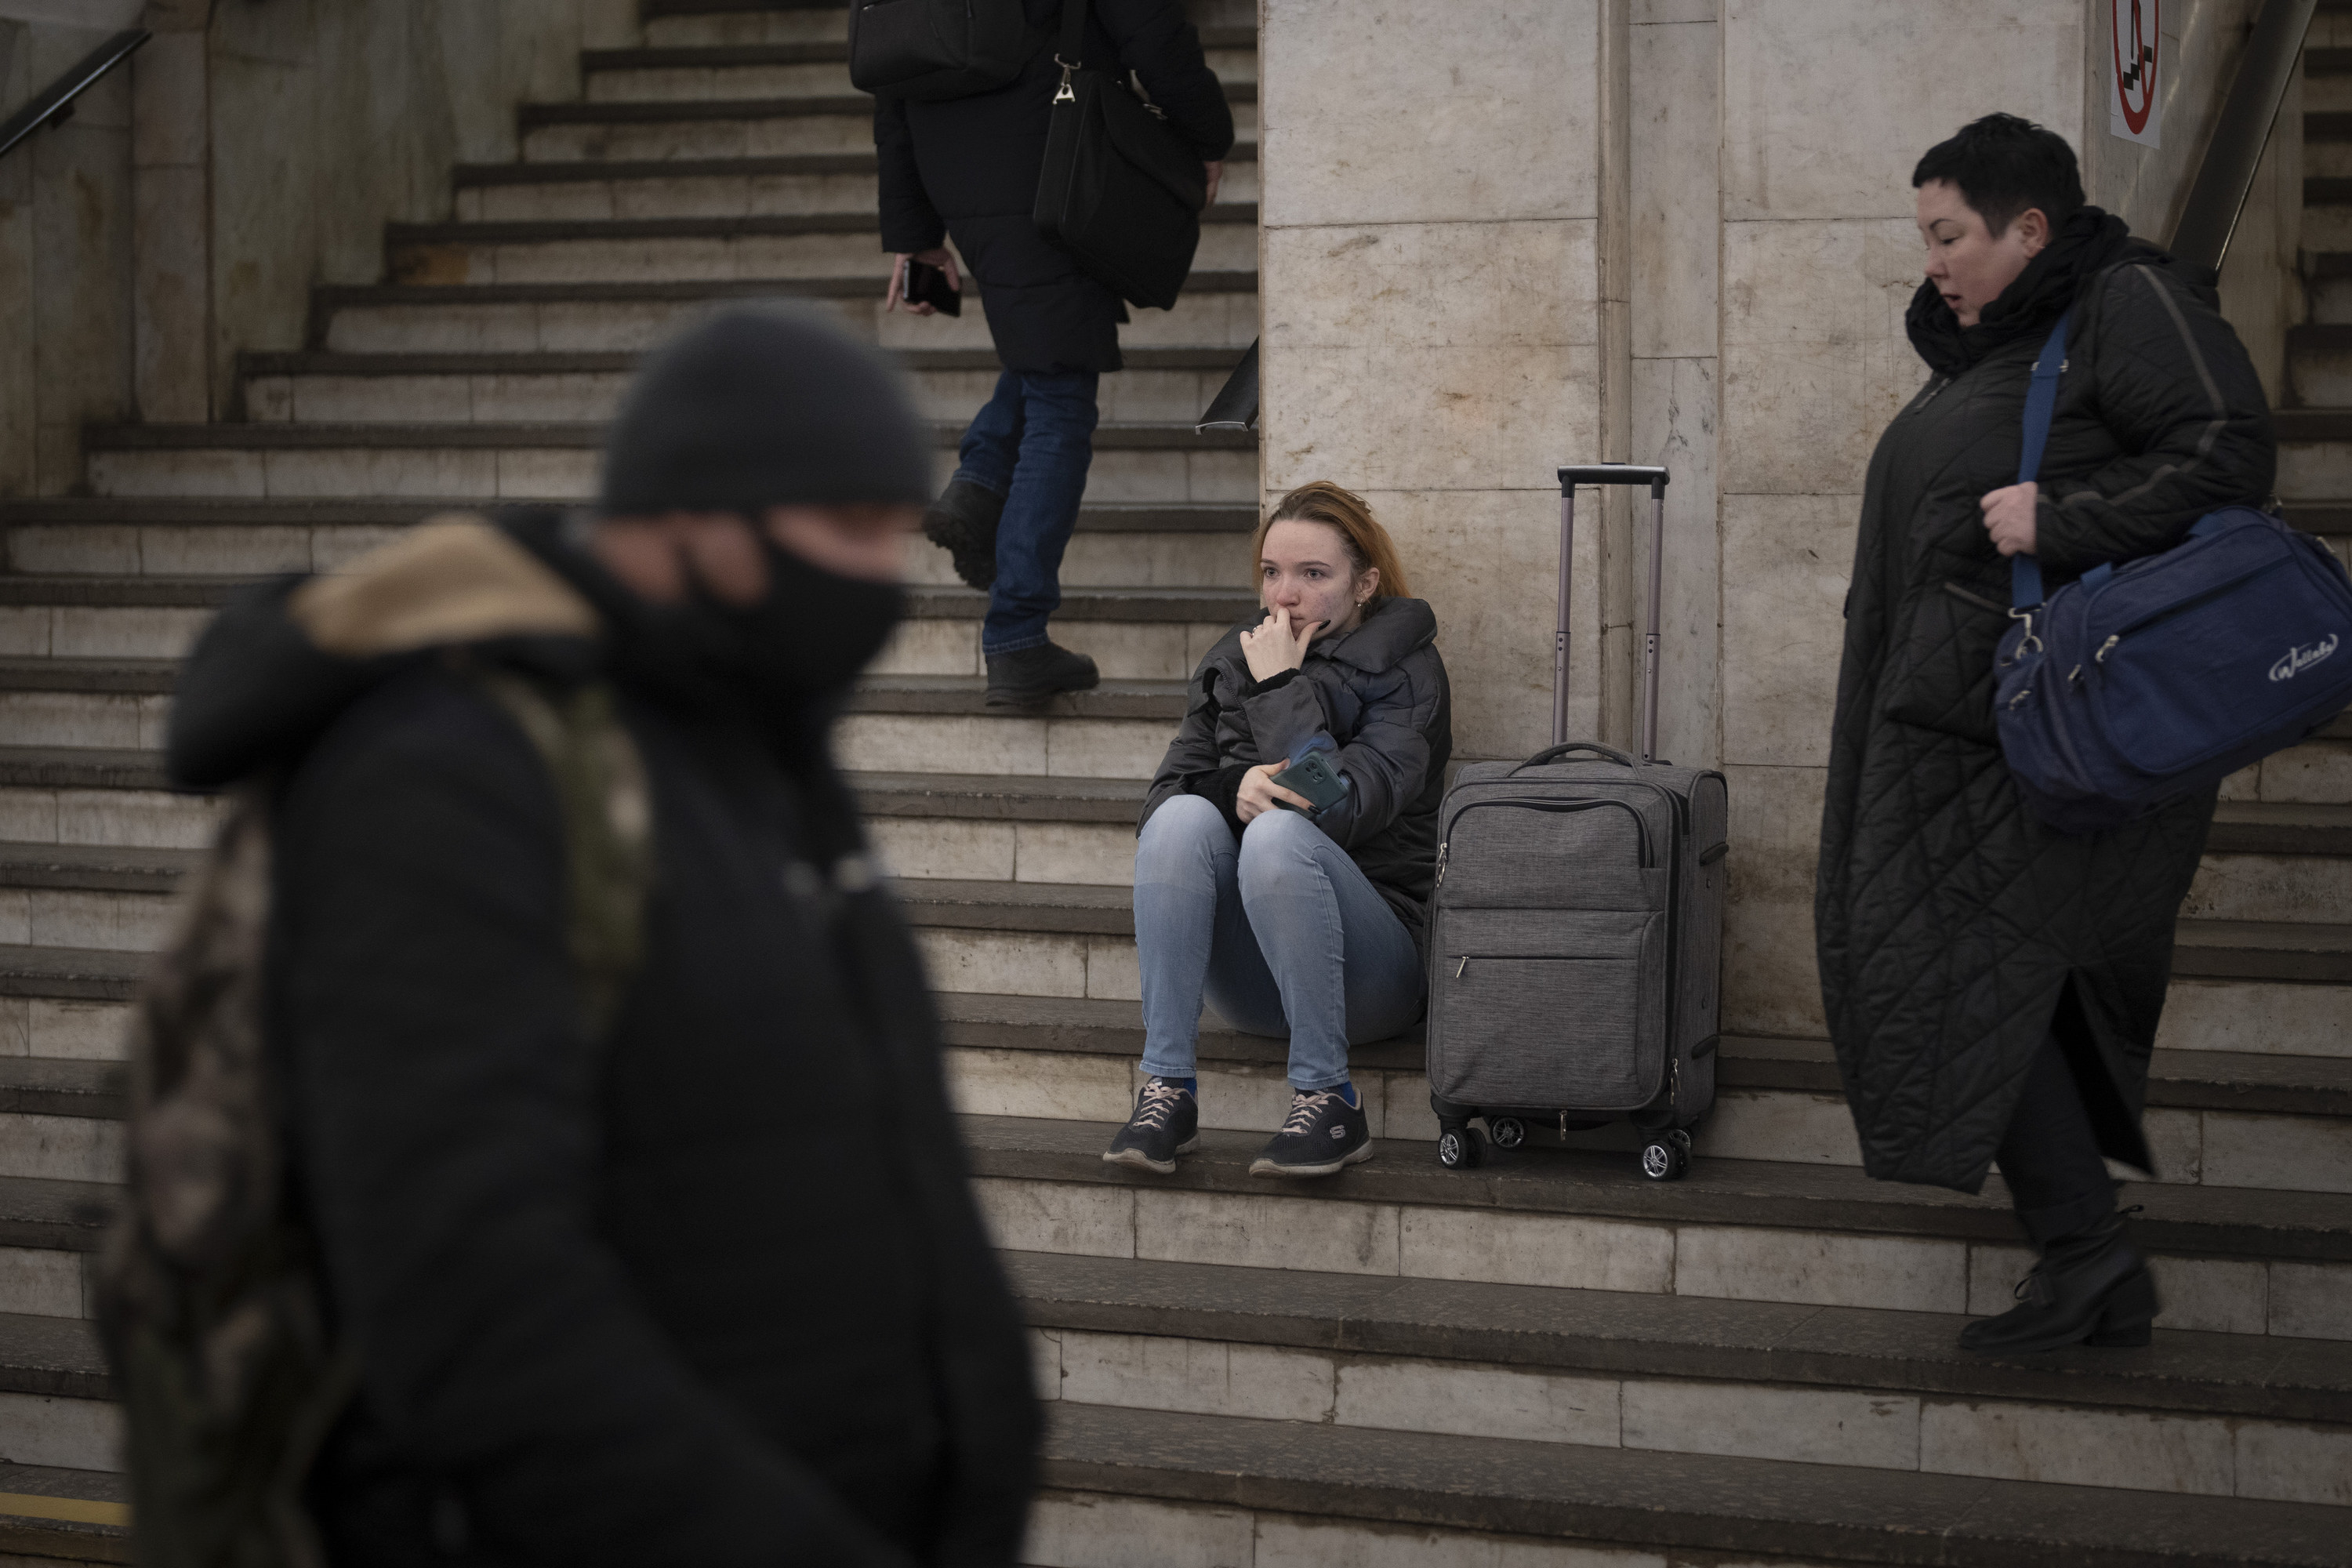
[0,28,151,164]
[1195,337,1258,433]
[2169,0,2318,272]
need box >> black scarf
[1904,205,2138,377]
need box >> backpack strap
[2011,307,2073,614]
[472,671,654,1040]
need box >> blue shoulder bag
[1993,308,2352,834]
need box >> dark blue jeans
[953,368,1100,655]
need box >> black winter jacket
[875,0,1233,372]
[1141,597,1453,948]
[166,513,1039,1568]
[1816,210,2275,1192]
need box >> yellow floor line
[0,1491,130,1527]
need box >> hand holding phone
[902,258,962,317]
[1270,749,1348,818]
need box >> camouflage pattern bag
[97,672,652,1568]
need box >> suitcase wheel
[1487,1116,1527,1151]
[1436,1126,1479,1170]
[1639,1135,1690,1182]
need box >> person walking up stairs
[0,2,2347,1564]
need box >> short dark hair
[1912,113,2083,236]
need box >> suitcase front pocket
[1428,913,1665,1111]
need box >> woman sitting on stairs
[1106,482,1452,1178]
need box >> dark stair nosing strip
[960,1114,2352,1263]
[305,271,1256,313]
[1004,1250,2352,1424]
[0,1058,125,1122]
[0,1173,122,1252]
[448,140,1258,185]
[1038,1403,2352,1568]
[518,82,1254,125]
[80,420,1255,452]
[390,203,1258,245]
[2,496,1256,532]
[236,347,1249,376]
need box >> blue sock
[1311,1081,1357,1108]
[1152,1075,1197,1097]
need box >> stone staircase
[0,2,2347,1563]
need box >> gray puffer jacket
[1141,597,1453,948]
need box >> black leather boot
[923,480,1005,590]
[1958,1210,2158,1354]
[984,641,1100,707]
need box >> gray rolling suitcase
[1425,464,1729,1181]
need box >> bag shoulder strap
[1059,0,1089,67]
[473,670,654,1040]
[2011,307,2072,611]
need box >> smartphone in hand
[1271,750,1348,817]
[904,259,962,317]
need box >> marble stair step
[0,575,1250,673]
[517,87,1258,162]
[0,1461,126,1560]
[1009,1252,2352,1507]
[1028,1401,2352,1568]
[642,0,851,49]
[383,205,1261,285]
[5,942,2349,1195]
[1,1235,2351,1519]
[450,143,1258,221]
[80,420,1256,505]
[237,344,1249,426]
[2292,251,2352,323]
[575,46,1259,108]
[1,495,1256,588]
[0,664,1186,773]
[307,274,1259,356]
[961,1113,2352,1339]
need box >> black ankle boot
[1958,1210,2158,1354]
[924,480,1005,590]
[985,641,1100,707]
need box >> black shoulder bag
[848,0,1051,102]
[1032,0,1206,310]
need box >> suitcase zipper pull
[1435,841,1449,887]
[1454,956,1468,979]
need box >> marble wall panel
[1262,221,1599,355]
[1265,343,1597,495]
[1721,0,2082,223]
[1260,0,1599,227]
[1719,761,1828,1040]
[1719,494,1853,768]
[1628,16,1719,363]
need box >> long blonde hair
[1252,481,1412,600]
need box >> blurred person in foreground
[877,0,1232,707]
[1817,115,2273,1355]
[158,304,1040,1566]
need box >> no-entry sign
[2111,0,2161,146]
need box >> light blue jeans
[1134,794,1427,1092]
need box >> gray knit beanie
[599,302,933,515]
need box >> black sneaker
[985,641,1100,707]
[1103,1078,1200,1174]
[1249,1089,1372,1178]
[923,479,1005,590]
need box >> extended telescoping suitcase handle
[1553,464,1671,760]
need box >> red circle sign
[2114,0,2158,136]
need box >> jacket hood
[167,515,604,789]
[1904,205,2172,378]
[1228,595,1437,675]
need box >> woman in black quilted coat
[1816,115,2274,1354]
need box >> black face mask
[613,533,906,717]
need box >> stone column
[134,0,212,423]
[1258,0,1610,762]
